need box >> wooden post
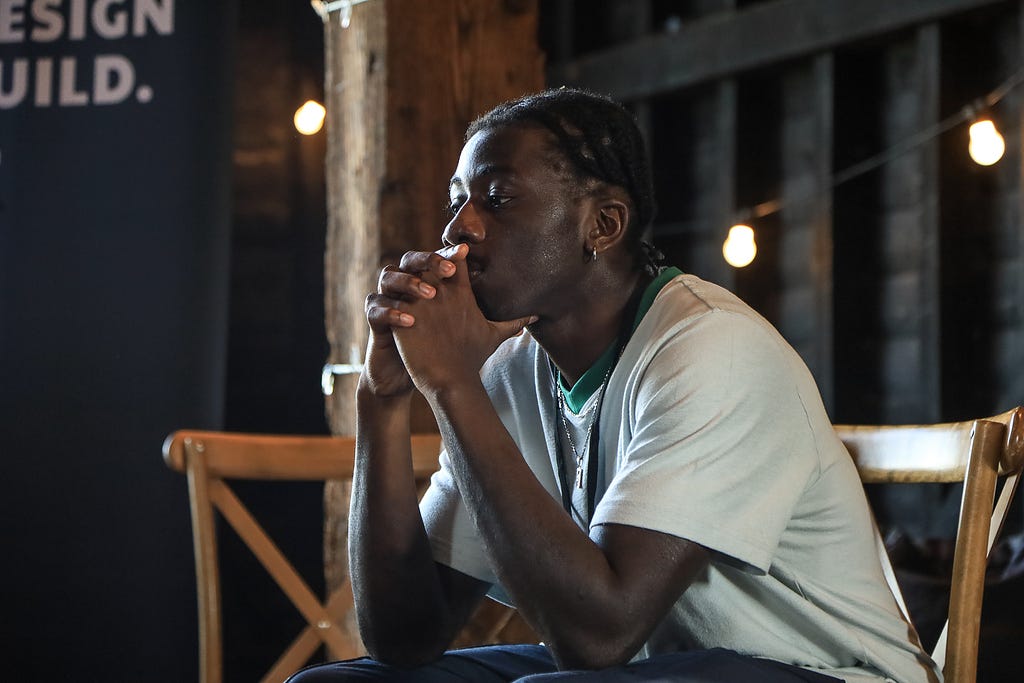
[778,54,835,412]
[321,2,387,656]
[321,0,543,656]
[693,0,737,291]
[879,25,941,423]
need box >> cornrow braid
[466,88,659,272]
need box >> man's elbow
[361,633,449,669]
[356,610,454,669]
[546,632,643,671]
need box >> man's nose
[443,201,485,245]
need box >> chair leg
[186,446,222,683]
[261,581,361,681]
[262,629,323,683]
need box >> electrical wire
[739,64,1024,223]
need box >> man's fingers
[378,267,437,300]
[365,293,415,330]
[398,246,465,280]
[396,250,435,273]
[436,243,469,265]
[381,247,465,299]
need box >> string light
[294,100,326,135]
[722,66,1024,266]
[723,225,757,268]
[968,119,1005,165]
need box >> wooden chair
[162,431,443,683]
[836,406,1024,683]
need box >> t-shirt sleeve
[591,309,819,574]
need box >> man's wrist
[357,375,414,413]
[419,374,487,415]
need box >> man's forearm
[424,380,662,669]
[349,385,461,665]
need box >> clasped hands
[363,244,537,400]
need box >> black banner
[0,1,236,679]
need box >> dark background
[0,2,240,681]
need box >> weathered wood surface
[878,27,941,423]
[322,0,543,657]
[548,0,1003,100]
[777,54,834,411]
[322,1,387,656]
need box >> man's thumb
[491,315,539,341]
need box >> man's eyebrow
[449,163,516,190]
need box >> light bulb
[968,119,1004,166]
[294,100,326,135]
[723,224,757,268]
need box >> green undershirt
[559,267,683,413]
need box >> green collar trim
[559,267,682,413]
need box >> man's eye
[447,199,464,215]
[487,194,511,208]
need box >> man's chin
[475,297,500,322]
[471,285,493,317]
[474,290,514,324]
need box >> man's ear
[588,194,631,256]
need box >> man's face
[444,124,590,322]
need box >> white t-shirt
[419,273,940,683]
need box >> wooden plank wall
[834,27,943,425]
[938,4,1024,419]
[545,0,1023,424]
[779,55,834,406]
[880,28,941,424]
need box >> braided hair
[466,88,663,275]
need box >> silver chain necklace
[556,363,614,489]
[548,272,652,512]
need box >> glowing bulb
[723,224,757,268]
[294,100,326,135]
[968,119,1004,166]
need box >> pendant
[575,460,585,488]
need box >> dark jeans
[285,645,843,682]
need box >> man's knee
[285,657,391,682]
[284,645,557,683]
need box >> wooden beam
[811,54,835,413]
[913,24,942,423]
[322,2,387,658]
[707,79,737,290]
[699,1,737,290]
[548,0,1003,100]
[322,0,386,447]
[775,55,834,410]
[1015,2,1024,410]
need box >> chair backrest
[834,406,1024,683]
[162,430,443,683]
